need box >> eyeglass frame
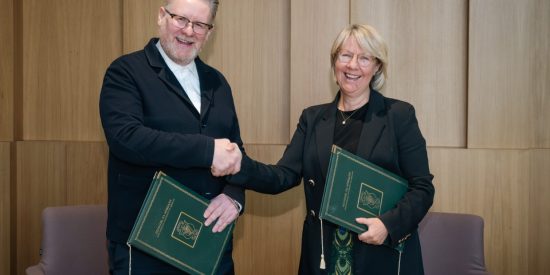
[336,51,378,68]
[163,7,213,35]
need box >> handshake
[211,138,242,177]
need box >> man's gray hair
[165,0,219,22]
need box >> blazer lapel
[145,39,197,110]
[315,98,338,178]
[196,58,214,121]
[356,90,386,160]
[158,69,193,104]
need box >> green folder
[319,145,408,252]
[127,171,234,275]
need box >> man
[99,0,244,273]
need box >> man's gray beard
[161,38,198,66]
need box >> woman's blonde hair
[330,24,388,91]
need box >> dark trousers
[108,241,235,275]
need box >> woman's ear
[375,62,382,74]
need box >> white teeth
[344,73,360,79]
[176,37,193,44]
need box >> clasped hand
[211,138,242,177]
[356,217,388,245]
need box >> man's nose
[181,22,195,35]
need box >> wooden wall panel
[428,148,530,275]
[22,0,121,141]
[0,0,13,141]
[352,0,467,147]
[469,0,548,149]
[66,142,108,204]
[0,143,10,275]
[7,1,549,274]
[123,0,163,53]
[202,0,290,144]
[16,141,109,274]
[290,0,348,137]
[534,0,550,147]
[529,150,550,275]
[232,145,305,274]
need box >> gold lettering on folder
[341,171,354,210]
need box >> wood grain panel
[16,141,109,274]
[529,150,550,274]
[65,142,108,205]
[122,0,163,53]
[232,145,305,274]
[468,0,546,148]
[22,0,121,141]
[0,143,10,275]
[0,0,13,141]
[203,0,290,144]
[16,141,67,275]
[290,0,348,139]
[534,0,550,148]
[352,0,467,147]
[428,148,530,275]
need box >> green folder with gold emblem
[127,171,234,275]
[319,145,408,251]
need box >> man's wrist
[231,198,242,213]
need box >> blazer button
[308,179,315,186]
[310,210,316,217]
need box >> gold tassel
[319,218,326,270]
[127,242,132,275]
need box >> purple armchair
[418,212,490,275]
[26,205,109,275]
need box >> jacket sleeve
[222,87,246,212]
[99,59,214,169]
[379,103,435,247]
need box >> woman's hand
[356,217,388,245]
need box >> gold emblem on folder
[172,212,202,248]
[357,183,384,216]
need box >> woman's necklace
[339,94,369,125]
[339,108,360,125]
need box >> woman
[228,24,434,274]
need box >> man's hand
[203,194,239,233]
[356,217,388,245]
[211,139,242,177]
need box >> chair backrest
[418,212,489,275]
[26,205,109,275]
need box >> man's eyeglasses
[164,7,213,35]
[337,52,377,68]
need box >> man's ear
[204,28,213,43]
[158,7,165,26]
